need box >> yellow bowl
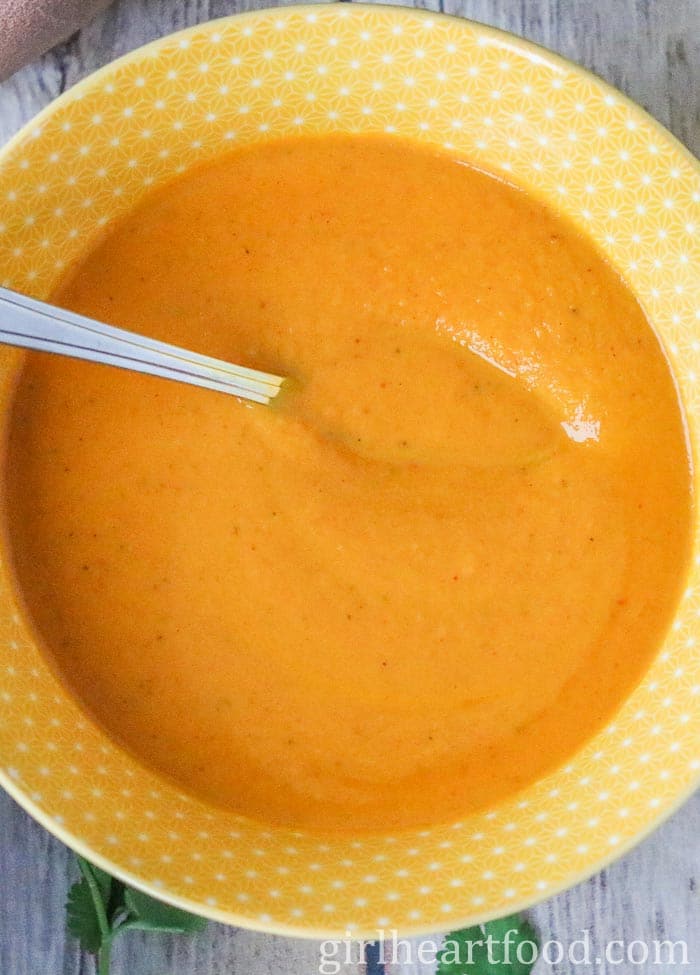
[0,3,699,938]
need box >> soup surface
[4,135,692,831]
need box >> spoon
[0,286,285,405]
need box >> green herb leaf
[66,856,208,975]
[66,856,114,954]
[124,887,208,934]
[438,915,539,975]
[78,857,113,904]
[106,877,128,927]
[66,875,105,954]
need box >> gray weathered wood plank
[0,1,698,973]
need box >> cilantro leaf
[438,915,539,975]
[80,857,113,903]
[66,875,105,953]
[106,877,128,926]
[65,856,208,974]
[65,857,113,954]
[124,887,208,934]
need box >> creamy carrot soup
[4,135,691,831]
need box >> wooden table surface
[1,1,698,972]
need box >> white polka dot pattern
[0,3,698,939]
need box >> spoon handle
[0,286,285,405]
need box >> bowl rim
[2,3,698,181]
[0,2,699,939]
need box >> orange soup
[4,135,692,831]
